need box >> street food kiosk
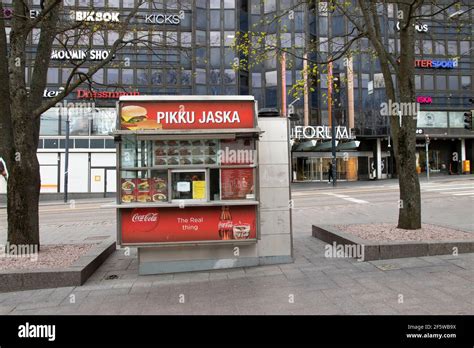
[113,96,292,274]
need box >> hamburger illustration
[121,105,162,130]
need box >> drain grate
[105,274,119,280]
[84,236,109,241]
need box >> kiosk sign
[119,100,255,130]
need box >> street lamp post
[64,109,70,203]
[425,135,430,181]
[287,98,300,118]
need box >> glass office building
[0,0,472,195]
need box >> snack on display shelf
[121,194,135,203]
[152,193,167,202]
[137,193,152,203]
[137,179,149,192]
[155,158,167,165]
[167,148,178,156]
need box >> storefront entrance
[296,157,353,181]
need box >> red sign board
[121,205,257,244]
[417,96,432,104]
[120,100,255,131]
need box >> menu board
[221,169,254,200]
[153,140,218,166]
[121,178,137,203]
[120,172,168,203]
[150,172,168,202]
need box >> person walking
[0,157,7,181]
[327,162,334,184]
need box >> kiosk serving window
[114,96,260,246]
[118,135,257,204]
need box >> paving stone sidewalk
[0,235,472,315]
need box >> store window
[91,108,116,135]
[417,111,448,128]
[210,31,221,46]
[47,68,59,84]
[265,70,277,87]
[122,69,134,84]
[461,76,471,90]
[449,112,465,128]
[108,0,119,8]
[447,41,457,55]
[448,76,458,90]
[423,75,434,89]
[435,75,446,90]
[40,109,60,136]
[107,68,119,84]
[224,10,235,29]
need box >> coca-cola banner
[120,100,255,131]
[120,205,257,244]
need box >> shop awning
[337,140,361,150]
[113,128,263,140]
[292,140,360,152]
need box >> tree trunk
[395,129,421,229]
[7,143,41,248]
[395,1,422,230]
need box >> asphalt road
[0,176,473,244]
[291,176,474,235]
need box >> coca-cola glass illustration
[233,223,251,240]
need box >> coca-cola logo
[132,213,158,222]
[128,209,159,233]
[218,221,233,229]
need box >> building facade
[0,0,472,195]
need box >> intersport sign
[71,11,120,22]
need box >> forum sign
[291,126,355,140]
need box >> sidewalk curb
[312,224,474,261]
[0,238,116,293]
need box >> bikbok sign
[71,11,120,22]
